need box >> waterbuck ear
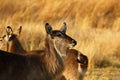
[6,26,13,35]
[16,26,22,35]
[45,23,53,35]
[0,35,6,41]
[61,22,67,33]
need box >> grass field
[0,0,120,80]
[84,68,120,80]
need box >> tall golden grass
[0,0,120,69]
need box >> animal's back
[0,50,46,80]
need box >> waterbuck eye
[56,32,63,37]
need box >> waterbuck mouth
[72,40,77,47]
[68,40,77,49]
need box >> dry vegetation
[0,0,120,80]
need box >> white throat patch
[53,42,66,62]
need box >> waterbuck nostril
[72,40,77,46]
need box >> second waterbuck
[0,26,26,54]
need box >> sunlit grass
[84,67,120,80]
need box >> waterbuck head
[0,26,23,53]
[0,26,22,42]
[63,49,88,80]
[45,22,77,57]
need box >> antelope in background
[63,49,88,80]
[0,26,26,54]
[0,22,77,80]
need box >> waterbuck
[63,49,88,80]
[0,23,77,80]
[0,26,26,54]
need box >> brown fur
[0,23,77,80]
[0,26,26,54]
[63,49,88,80]
[0,35,7,51]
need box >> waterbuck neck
[44,34,64,77]
[8,38,26,54]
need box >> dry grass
[84,67,120,80]
[76,29,120,68]
[0,0,120,79]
